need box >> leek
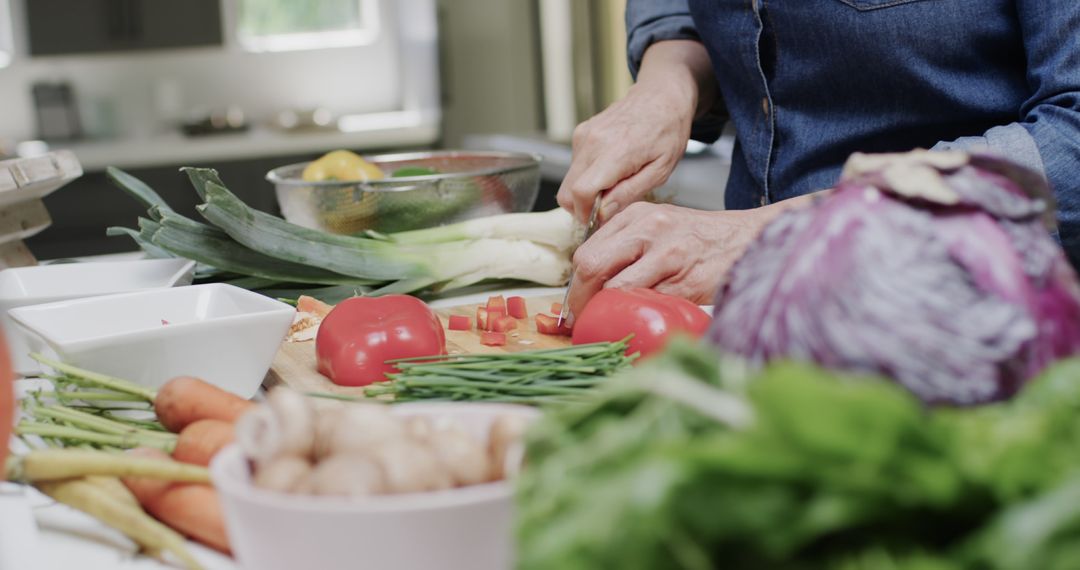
[106,167,577,297]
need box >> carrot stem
[6,448,210,483]
[30,354,156,401]
[15,423,176,453]
[36,478,205,570]
[34,389,149,403]
[27,405,176,443]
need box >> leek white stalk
[390,208,579,251]
[424,239,572,290]
[108,166,579,297]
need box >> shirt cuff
[930,123,1047,178]
[625,9,724,143]
[625,14,700,79]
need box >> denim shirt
[626,0,1080,267]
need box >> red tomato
[486,296,508,323]
[480,331,507,346]
[535,313,572,336]
[448,315,471,331]
[492,316,517,332]
[316,295,446,386]
[507,296,528,319]
[0,331,13,466]
[477,307,490,331]
[571,288,711,358]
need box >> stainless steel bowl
[267,150,541,235]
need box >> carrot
[123,447,231,555]
[155,376,255,433]
[172,420,235,467]
[37,477,204,569]
[297,295,334,318]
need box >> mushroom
[487,414,531,480]
[403,415,434,443]
[308,453,386,497]
[234,388,317,463]
[368,440,453,494]
[311,406,344,461]
[322,403,406,457]
[253,455,313,493]
[427,427,491,487]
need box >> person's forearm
[635,40,718,120]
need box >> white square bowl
[0,258,196,375]
[9,283,293,398]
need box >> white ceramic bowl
[0,258,196,376]
[211,402,541,570]
[9,283,292,398]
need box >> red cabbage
[709,151,1080,405]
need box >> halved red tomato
[571,288,711,358]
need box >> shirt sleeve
[625,0,726,143]
[931,0,1080,269]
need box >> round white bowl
[210,402,540,570]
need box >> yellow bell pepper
[302,150,385,182]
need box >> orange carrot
[297,295,334,318]
[155,376,254,433]
[172,420,235,467]
[123,448,231,555]
[122,448,173,502]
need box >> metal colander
[267,150,541,235]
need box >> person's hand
[556,40,717,223]
[564,199,811,321]
[557,81,694,223]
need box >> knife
[557,193,604,327]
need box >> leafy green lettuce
[516,341,1080,570]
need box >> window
[0,0,12,68]
[235,0,379,53]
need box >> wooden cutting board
[263,294,571,397]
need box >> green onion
[361,338,636,404]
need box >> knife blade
[557,193,604,327]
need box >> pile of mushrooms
[234,389,531,497]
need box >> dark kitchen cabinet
[26,0,223,56]
[26,156,287,260]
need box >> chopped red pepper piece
[550,302,563,315]
[486,295,507,320]
[476,307,490,331]
[480,331,507,346]
[507,296,528,319]
[448,315,471,331]
[492,315,518,332]
[535,313,572,336]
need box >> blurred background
[0,0,731,259]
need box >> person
[558,0,1080,320]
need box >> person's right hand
[556,40,714,223]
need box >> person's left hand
[564,202,776,321]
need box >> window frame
[0,0,13,68]
[231,0,381,54]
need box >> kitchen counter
[5,283,564,570]
[48,111,439,172]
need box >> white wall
[0,0,405,141]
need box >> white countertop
[46,111,439,172]
[4,284,565,570]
